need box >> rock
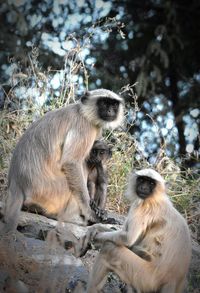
[0,203,123,292]
[187,240,200,293]
[0,201,199,292]
[0,271,28,293]
[0,231,88,293]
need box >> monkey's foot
[90,201,107,222]
[90,200,121,224]
[101,217,120,225]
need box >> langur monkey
[80,169,191,293]
[1,89,124,232]
[86,139,112,210]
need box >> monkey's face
[96,98,120,122]
[89,147,112,164]
[136,176,156,199]
[80,89,124,129]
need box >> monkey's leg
[87,252,110,293]
[62,162,92,221]
[87,242,159,293]
[175,278,186,293]
[160,282,176,293]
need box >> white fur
[125,168,166,203]
[134,169,165,186]
[80,89,124,129]
[88,89,123,102]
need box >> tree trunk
[168,55,186,156]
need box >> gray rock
[0,231,88,293]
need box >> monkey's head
[87,140,112,165]
[80,89,124,129]
[126,169,166,202]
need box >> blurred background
[0,0,199,167]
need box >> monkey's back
[137,200,191,280]
[159,204,191,275]
[9,105,75,178]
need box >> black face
[88,142,112,165]
[90,148,112,163]
[136,176,156,199]
[96,97,120,121]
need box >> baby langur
[87,140,112,209]
[1,89,124,232]
[86,140,112,221]
[80,169,191,293]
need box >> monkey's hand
[74,233,92,257]
[90,158,102,166]
[73,224,100,257]
[94,159,102,166]
[74,224,114,257]
[87,224,114,242]
[80,205,96,226]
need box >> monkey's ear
[80,91,90,104]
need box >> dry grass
[0,109,32,198]
[0,33,199,246]
[104,130,200,244]
[0,85,199,246]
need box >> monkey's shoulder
[36,104,80,125]
[25,104,86,136]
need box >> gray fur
[2,89,124,231]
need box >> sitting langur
[81,169,191,293]
[1,89,124,231]
[86,139,112,210]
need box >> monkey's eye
[92,149,97,155]
[149,180,156,187]
[100,150,105,155]
[113,102,119,109]
[138,178,144,184]
[100,101,107,108]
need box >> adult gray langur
[80,169,191,293]
[1,89,124,232]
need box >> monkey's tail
[0,183,24,233]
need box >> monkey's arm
[75,224,133,257]
[75,212,145,256]
[61,161,90,208]
[94,163,108,209]
[93,215,144,247]
[60,130,93,215]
